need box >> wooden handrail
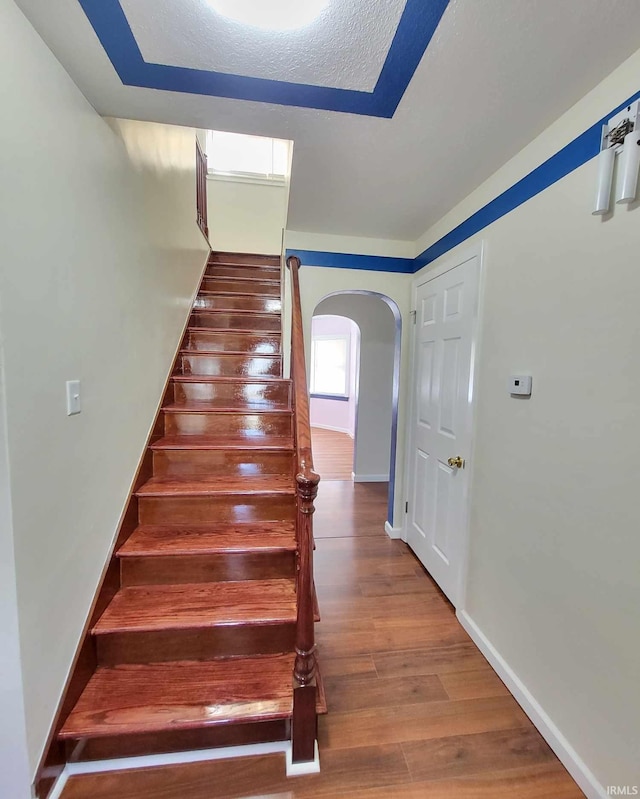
[287,254,320,764]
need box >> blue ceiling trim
[414,89,640,269]
[286,249,415,273]
[77,0,449,118]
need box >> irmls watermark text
[607,788,639,796]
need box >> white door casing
[405,247,481,607]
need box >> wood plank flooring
[311,427,354,480]
[61,480,584,799]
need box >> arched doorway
[310,291,402,526]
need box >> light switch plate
[66,380,81,415]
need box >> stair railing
[286,255,320,764]
[196,139,209,239]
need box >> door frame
[312,291,402,528]
[401,241,485,610]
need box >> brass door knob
[447,456,465,469]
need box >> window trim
[206,130,290,184]
[310,393,350,402]
[206,172,287,187]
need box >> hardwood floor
[61,479,584,799]
[311,427,354,480]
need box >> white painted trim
[413,242,482,283]
[402,242,485,608]
[310,422,353,437]
[457,610,607,799]
[46,740,309,799]
[454,241,486,610]
[45,770,68,799]
[285,741,321,776]
[206,173,287,187]
[352,473,389,482]
[384,521,403,540]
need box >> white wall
[0,0,209,781]
[310,315,359,438]
[287,230,414,259]
[414,48,640,797]
[208,178,288,254]
[314,295,396,482]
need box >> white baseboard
[46,740,304,799]
[384,521,403,540]
[457,610,607,799]
[310,423,353,437]
[352,473,389,482]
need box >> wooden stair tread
[172,374,288,383]
[198,289,280,299]
[118,522,297,557]
[178,350,281,358]
[136,475,295,497]
[58,654,296,739]
[151,435,293,451]
[193,302,280,311]
[188,326,282,335]
[162,403,290,414]
[162,400,290,412]
[209,256,280,266]
[204,275,280,284]
[93,579,297,634]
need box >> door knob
[447,456,465,469]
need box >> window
[310,336,349,398]
[206,130,290,182]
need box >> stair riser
[194,295,281,313]
[206,265,280,281]
[120,552,295,586]
[153,450,294,477]
[209,253,280,267]
[66,720,289,761]
[138,495,296,524]
[96,624,296,665]
[177,354,282,378]
[190,312,281,332]
[200,278,280,296]
[173,380,291,407]
[164,412,293,438]
[184,331,281,354]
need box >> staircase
[49,252,324,778]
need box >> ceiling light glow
[207,0,330,31]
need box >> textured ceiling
[121,0,405,92]
[14,0,640,242]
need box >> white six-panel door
[406,251,480,607]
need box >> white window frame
[206,131,289,186]
[310,334,351,399]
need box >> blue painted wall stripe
[77,0,449,118]
[289,89,640,274]
[414,90,640,269]
[286,249,415,274]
